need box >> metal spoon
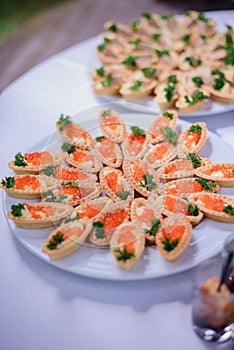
[217,233,234,292]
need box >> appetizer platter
[89,11,234,116]
[2,107,234,280]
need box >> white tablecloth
[0,10,234,350]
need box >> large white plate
[88,10,234,117]
[3,110,234,281]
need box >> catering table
[0,10,234,350]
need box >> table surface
[0,10,234,350]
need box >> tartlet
[194,162,234,187]
[94,136,123,168]
[7,202,73,228]
[42,219,92,260]
[56,114,93,150]
[99,167,134,202]
[177,122,208,157]
[98,108,126,143]
[130,194,163,244]
[0,174,59,199]
[156,214,193,261]
[189,192,234,223]
[110,220,145,270]
[8,151,64,175]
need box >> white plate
[3,110,234,281]
[87,10,234,118]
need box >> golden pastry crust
[189,192,234,223]
[64,150,103,173]
[94,137,123,168]
[56,120,93,151]
[42,181,102,207]
[160,194,204,226]
[72,197,112,221]
[99,167,134,202]
[7,202,73,229]
[110,220,145,270]
[147,110,178,144]
[8,151,64,175]
[156,214,193,261]
[121,126,150,161]
[130,194,163,244]
[177,122,208,158]
[43,166,97,183]
[89,200,130,247]
[157,157,212,181]
[92,78,121,96]
[123,159,159,197]
[194,163,234,187]
[203,81,234,104]
[143,141,177,169]
[159,177,219,198]
[98,109,126,143]
[42,219,92,260]
[175,90,209,115]
[119,79,156,100]
[0,174,59,199]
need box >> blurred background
[0,0,234,91]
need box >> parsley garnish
[182,34,191,43]
[161,14,173,20]
[197,12,209,22]
[141,12,152,20]
[184,91,208,105]
[187,203,199,216]
[192,76,203,88]
[1,176,15,188]
[155,49,170,57]
[129,80,143,91]
[102,109,111,117]
[57,114,72,131]
[129,38,141,47]
[187,152,202,168]
[185,56,202,67]
[45,190,67,203]
[14,152,27,167]
[64,214,80,223]
[118,191,131,200]
[96,67,105,77]
[96,136,106,142]
[212,78,225,90]
[151,33,161,41]
[141,67,156,78]
[61,142,76,154]
[97,37,111,52]
[145,219,161,236]
[162,111,173,120]
[164,74,177,102]
[121,56,138,67]
[212,69,225,79]
[62,181,79,187]
[200,34,207,41]
[195,178,216,191]
[114,247,135,261]
[93,221,106,239]
[101,74,113,87]
[130,21,139,31]
[11,203,25,217]
[108,23,118,32]
[43,165,55,176]
[162,126,178,145]
[140,174,157,190]
[162,236,179,252]
[130,125,146,137]
[188,124,202,134]
[223,205,234,215]
[47,233,65,250]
